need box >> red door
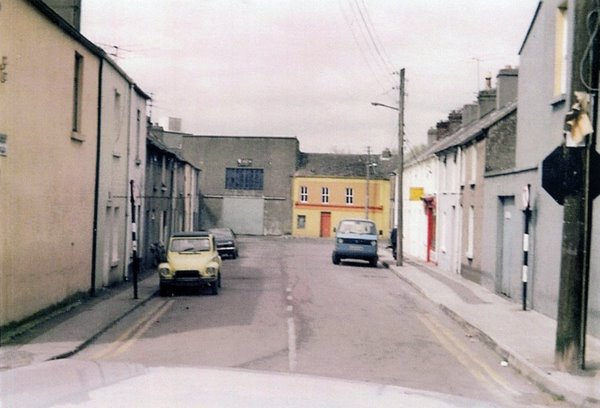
[426,204,436,263]
[320,212,331,237]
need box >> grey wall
[182,136,299,235]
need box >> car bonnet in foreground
[1,359,496,407]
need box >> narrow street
[75,237,565,407]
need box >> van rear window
[338,220,376,235]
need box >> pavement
[0,270,159,370]
[379,251,600,407]
[0,247,599,406]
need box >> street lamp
[371,68,404,267]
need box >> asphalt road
[74,237,567,407]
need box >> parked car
[158,231,222,296]
[209,228,239,259]
[332,219,379,267]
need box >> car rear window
[338,220,376,235]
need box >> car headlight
[205,266,217,276]
[337,238,343,244]
[371,241,377,247]
[159,267,171,278]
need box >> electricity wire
[337,0,394,92]
[346,0,394,81]
[356,0,396,73]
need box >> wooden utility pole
[396,68,405,267]
[554,0,599,372]
[365,146,371,219]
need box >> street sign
[521,184,530,210]
[541,146,600,205]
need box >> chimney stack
[496,66,519,109]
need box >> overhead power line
[337,0,394,92]
[354,0,395,73]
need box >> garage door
[222,197,264,235]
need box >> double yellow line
[92,300,174,360]
[417,313,519,401]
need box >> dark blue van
[332,219,378,267]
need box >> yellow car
[158,231,222,296]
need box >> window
[135,109,141,164]
[466,206,474,259]
[555,3,568,96]
[300,186,308,202]
[225,168,264,190]
[321,187,329,204]
[111,207,120,265]
[297,215,306,229]
[460,148,466,187]
[171,238,210,252]
[345,187,353,204]
[470,145,477,186]
[161,210,168,244]
[72,52,84,139]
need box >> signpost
[521,184,531,311]
[130,180,139,300]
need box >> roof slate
[295,153,396,179]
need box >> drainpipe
[90,58,104,296]
[123,83,133,281]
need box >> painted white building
[403,151,438,263]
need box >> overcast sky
[81,0,539,154]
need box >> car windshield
[337,220,376,235]
[170,238,210,252]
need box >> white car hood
[0,359,495,407]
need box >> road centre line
[287,317,297,372]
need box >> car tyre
[332,254,340,265]
[159,283,170,297]
[369,257,378,268]
[217,273,222,288]
[211,279,219,295]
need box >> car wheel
[211,278,219,295]
[332,254,340,265]
[369,257,378,268]
[217,273,222,288]
[159,283,170,297]
[232,250,237,259]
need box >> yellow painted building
[292,154,392,239]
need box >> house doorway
[320,212,331,237]
[498,196,516,297]
[423,196,436,263]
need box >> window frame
[225,168,264,191]
[345,187,354,204]
[321,187,329,204]
[71,52,84,140]
[300,186,308,202]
